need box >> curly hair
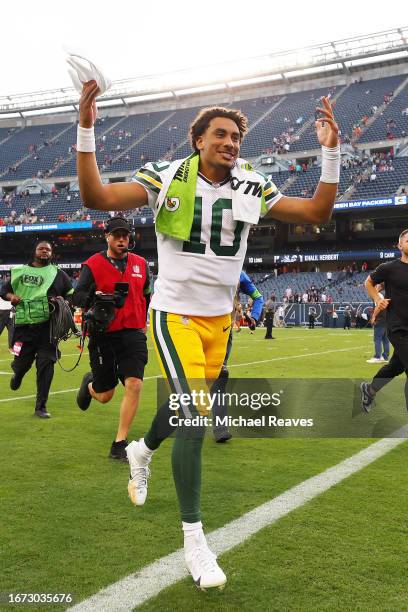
[189,106,248,153]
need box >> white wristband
[320,145,340,183]
[77,125,95,153]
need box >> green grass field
[1,326,407,611]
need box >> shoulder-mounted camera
[83,282,129,334]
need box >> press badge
[12,341,23,357]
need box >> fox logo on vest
[165,197,180,212]
[22,274,44,286]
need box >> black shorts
[88,328,148,393]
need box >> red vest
[85,252,148,332]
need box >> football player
[76,82,339,589]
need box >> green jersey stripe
[134,176,161,195]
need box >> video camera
[83,282,129,334]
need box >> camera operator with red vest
[73,216,151,461]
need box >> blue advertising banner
[0,221,93,234]
[334,194,407,211]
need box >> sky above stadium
[1,1,405,97]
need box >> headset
[104,215,136,252]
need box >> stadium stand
[360,80,408,142]
[251,270,369,303]
[1,57,407,232]
[291,74,406,151]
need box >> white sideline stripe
[69,426,408,611]
[229,345,366,369]
[0,374,162,403]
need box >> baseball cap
[104,216,131,234]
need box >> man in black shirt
[360,229,408,412]
[1,241,73,418]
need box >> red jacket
[85,252,149,332]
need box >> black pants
[308,315,315,329]
[0,310,13,348]
[371,330,408,408]
[11,321,58,411]
[264,313,274,338]
[344,317,351,330]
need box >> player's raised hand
[315,96,339,148]
[78,80,100,128]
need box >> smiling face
[195,116,241,180]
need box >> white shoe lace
[133,465,150,489]
[194,546,218,575]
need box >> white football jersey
[133,160,282,316]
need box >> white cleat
[126,440,151,507]
[185,536,227,590]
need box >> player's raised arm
[267,96,339,223]
[77,81,148,211]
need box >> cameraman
[73,216,150,461]
[1,240,73,418]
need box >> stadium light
[176,84,227,96]
[125,92,174,103]
[96,99,125,108]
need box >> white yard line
[0,346,367,403]
[0,351,88,364]
[0,374,162,403]
[69,426,408,611]
[229,345,367,369]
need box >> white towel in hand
[66,53,111,95]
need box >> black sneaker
[109,439,129,461]
[361,382,375,413]
[34,408,51,418]
[76,372,93,411]
[213,428,232,443]
[10,374,22,391]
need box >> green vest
[11,264,58,325]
